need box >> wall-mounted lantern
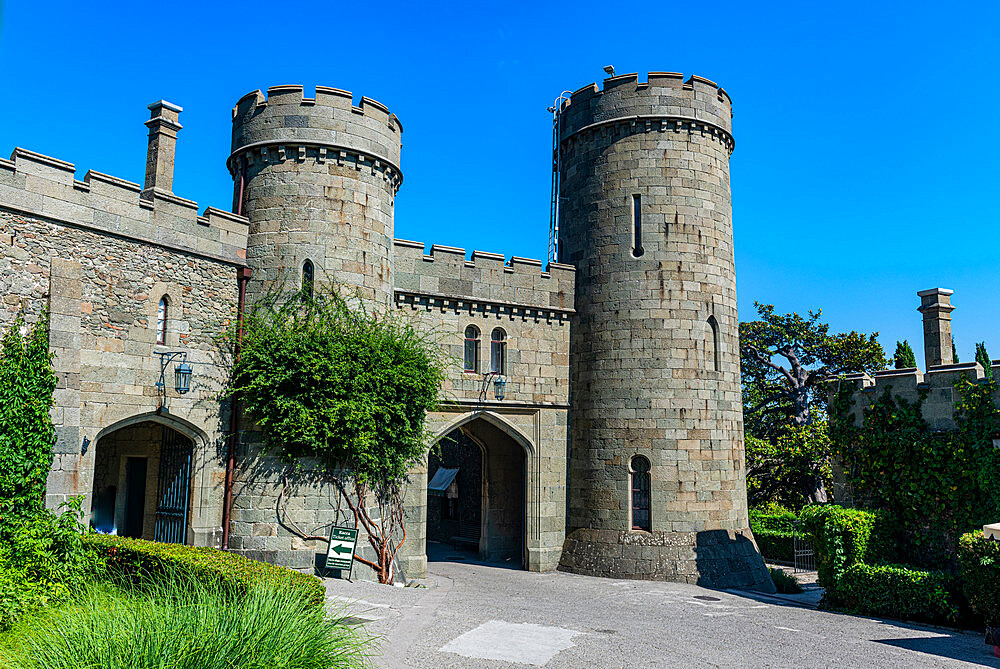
[479,371,507,403]
[175,361,192,394]
[493,375,506,401]
[156,351,193,410]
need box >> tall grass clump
[0,573,375,669]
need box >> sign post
[327,526,359,580]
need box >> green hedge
[798,504,895,592]
[84,535,325,610]
[749,509,797,534]
[958,532,1000,626]
[753,529,795,563]
[837,563,959,623]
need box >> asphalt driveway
[323,547,995,668]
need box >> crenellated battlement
[0,147,248,264]
[392,239,575,319]
[229,85,403,184]
[233,85,401,131]
[838,361,1000,430]
[559,71,733,150]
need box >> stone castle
[0,70,771,590]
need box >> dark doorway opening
[123,457,147,539]
[426,418,526,568]
[91,420,193,544]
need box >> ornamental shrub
[0,500,99,630]
[84,534,325,610]
[768,567,803,594]
[749,508,797,534]
[0,575,374,669]
[0,311,57,521]
[836,563,959,623]
[958,531,1000,626]
[753,529,795,563]
[798,504,896,597]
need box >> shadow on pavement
[426,540,523,571]
[875,632,997,667]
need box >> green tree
[976,341,992,380]
[741,302,886,435]
[893,340,917,369]
[740,303,884,504]
[745,421,832,510]
[0,312,57,521]
[952,341,959,363]
[227,285,445,583]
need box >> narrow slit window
[464,325,480,373]
[156,296,168,345]
[490,328,507,375]
[630,455,651,531]
[631,194,644,258]
[302,259,314,297]
[707,315,721,372]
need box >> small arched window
[464,325,480,373]
[707,315,720,372]
[302,259,314,298]
[490,328,507,375]
[156,296,168,345]
[630,455,651,531]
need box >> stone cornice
[227,141,403,193]
[560,114,735,155]
[394,289,574,321]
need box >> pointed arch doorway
[426,415,527,568]
[90,418,194,544]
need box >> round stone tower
[557,72,772,591]
[228,85,402,304]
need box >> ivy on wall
[0,312,57,520]
[830,375,1000,568]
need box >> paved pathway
[323,550,995,668]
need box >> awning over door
[427,467,459,497]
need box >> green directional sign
[326,527,359,572]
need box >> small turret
[229,85,403,305]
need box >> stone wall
[838,362,1000,431]
[0,147,246,547]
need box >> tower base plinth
[558,528,775,593]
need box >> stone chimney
[917,288,955,368]
[142,100,183,197]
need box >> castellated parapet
[229,85,402,304]
[0,148,248,264]
[840,361,1000,432]
[556,72,771,591]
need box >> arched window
[630,455,651,531]
[464,325,480,373]
[302,259,314,298]
[490,328,507,375]
[707,315,720,372]
[156,296,168,345]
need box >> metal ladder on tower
[548,92,572,265]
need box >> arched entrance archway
[426,415,527,567]
[91,418,195,544]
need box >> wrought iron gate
[793,519,815,573]
[154,426,192,544]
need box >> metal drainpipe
[222,265,251,549]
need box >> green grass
[0,573,376,669]
[769,567,803,594]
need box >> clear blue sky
[1,1,997,365]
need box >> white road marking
[774,626,802,632]
[440,620,583,666]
